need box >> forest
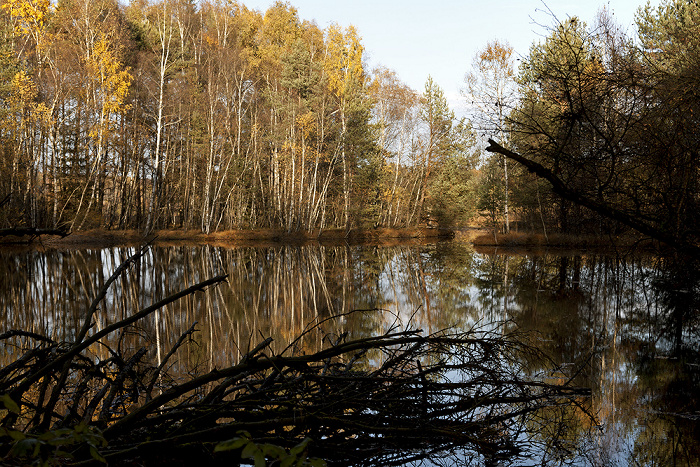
[1,1,700,465]
[0,0,477,235]
[0,0,698,250]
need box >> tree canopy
[477,2,700,253]
[1,0,698,254]
[0,0,477,233]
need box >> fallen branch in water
[0,263,592,466]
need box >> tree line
[1,0,697,248]
[0,0,477,234]
[470,0,700,253]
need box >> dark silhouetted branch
[486,138,700,257]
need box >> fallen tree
[485,139,700,259]
[0,247,592,466]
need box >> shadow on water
[0,242,699,465]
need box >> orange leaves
[477,40,515,79]
[578,55,605,97]
[203,32,220,50]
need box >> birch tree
[369,66,420,227]
[323,23,365,230]
[74,32,132,229]
[139,0,180,232]
[464,40,516,232]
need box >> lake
[1,241,699,465]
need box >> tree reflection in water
[0,243,698,465]
[472,248,700,465]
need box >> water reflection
[1,243,699,465]
[472,250,700,465]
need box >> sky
[241,0,658,115]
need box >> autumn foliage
[0,0,478,235]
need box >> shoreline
[462,230,657,255]
[0,227,657,253]
[2,227,456,250]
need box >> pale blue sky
[242,1,656,114]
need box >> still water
[1,241,699,465]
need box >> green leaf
[241,442,260,460]
[214,437,248,452]
[53,450,74,460]
[73,423,88,434]
[89,445,107,463]
[41,428,72,443]
[289,437,311,457]
[8,430,26,441]
[46,437,73,447]
[90,434,108,448]
[236,430,251,439]
[11,437,41,457]
[261,443,285,459]
[253,450,266,467]
[1,394,19,414]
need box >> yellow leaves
[258,3,300,61]
[479,41,514,70]
[277,112,319,163]
[381,186,395,202]
[203,33,220,50]
[0,69,50,137]
[9,70,36,107]
[296,111,316,139]
[84,34,132,143]
[86,34,132,116]
[7,70,49,124]
[581,56,604,92]
[323,24,365,99]
[1,0,52,37]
